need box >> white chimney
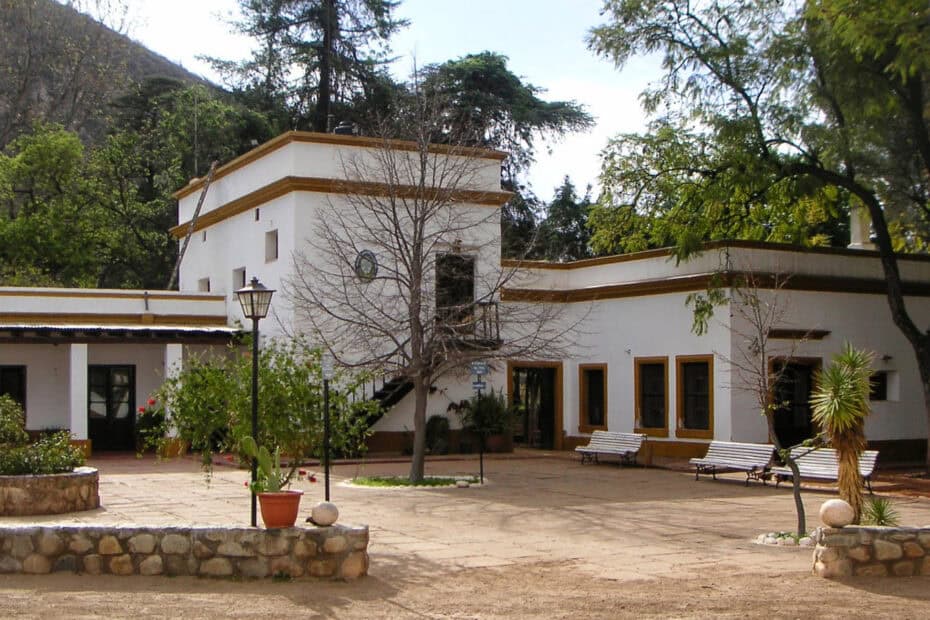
[847,205,875,250]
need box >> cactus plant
[241,436,296,493]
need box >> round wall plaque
[354,250,378,281]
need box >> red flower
[224,454,235,462]
[309,475,317,483]
[137,406,146,413]
[298,469,307,476]
[244,481,249,487]
[147,398,157,406]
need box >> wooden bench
[770,447,879,493]
[689,441,775,485]
[575,431,647,466]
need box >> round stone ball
[820,499,855,528]
[311,501,339,526]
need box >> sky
[117,0,658,201]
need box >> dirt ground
[3,454,930,619]
[3,562,930,619]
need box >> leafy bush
[144,338,379,475]
[426,415,450,454]
[0,396,84,475]
[0,395,30,446]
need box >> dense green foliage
[587,0,929,255]
[145,338,379,475]
[0,83,275,288]
[0,395,85,475]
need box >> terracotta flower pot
[257,490,303,528]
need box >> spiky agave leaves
[811,343,874,522]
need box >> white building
[2,130,928,462]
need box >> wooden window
[265,230,278,262]
[676,355,714,439]
[197,278,211,292]
[634,357,668,437]
[0,366,26,413]
[578,364,607,433]
[870,371,888,401]
[232,267,246,290]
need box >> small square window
[870,372,888,401]
[233,267,246,290]
[197,278,211,292]
[265,230,278,263]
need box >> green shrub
[0,431,85,475]
[426,415,450,454]
[0,395,30,447]
[861,497,900,526]
[0,395,85,475]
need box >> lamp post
[235,276,275,527]
[321,352,335,502]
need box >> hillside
[0,0,210,148]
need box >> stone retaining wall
[0,467,99,516]
[0,524,369,580]
[813,526,930,578]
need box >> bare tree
[286,95,577,482]
[689,259,812,536]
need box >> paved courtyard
[3,452,930,618]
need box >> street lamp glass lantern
[236,276,275,320]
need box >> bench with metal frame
[689,441,776,485]
[770,447,879,494]
[575,431,647,466]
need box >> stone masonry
[813,526,930,578]
[0,467,99,516]
[0,524,369,580]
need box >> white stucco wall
[0,344,69,430]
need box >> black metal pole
[478,386,484,485]
[250,316,259,527]
[323,377,331,501]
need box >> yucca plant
[810,343,874,523]
[861,497,900,527]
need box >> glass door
[88,365,135,451]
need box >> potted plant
[241,436,302,528]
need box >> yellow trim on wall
[675,354,714,440]
[173,130,508,200]
[170,176,512,238]
[0,290,221,302]
[0,313,229,327]
[634,356,669,438]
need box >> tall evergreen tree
[538,177,592,262]
[210,0,407,132]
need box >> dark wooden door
[88,365,135,451]
[772,361,816,448]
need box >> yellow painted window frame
[578,363,608,434]
[676,354,714,439]
[634,356,669,437]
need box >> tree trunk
[408,378,429,483]
[765,412,806,537]
[314,0,336,132]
